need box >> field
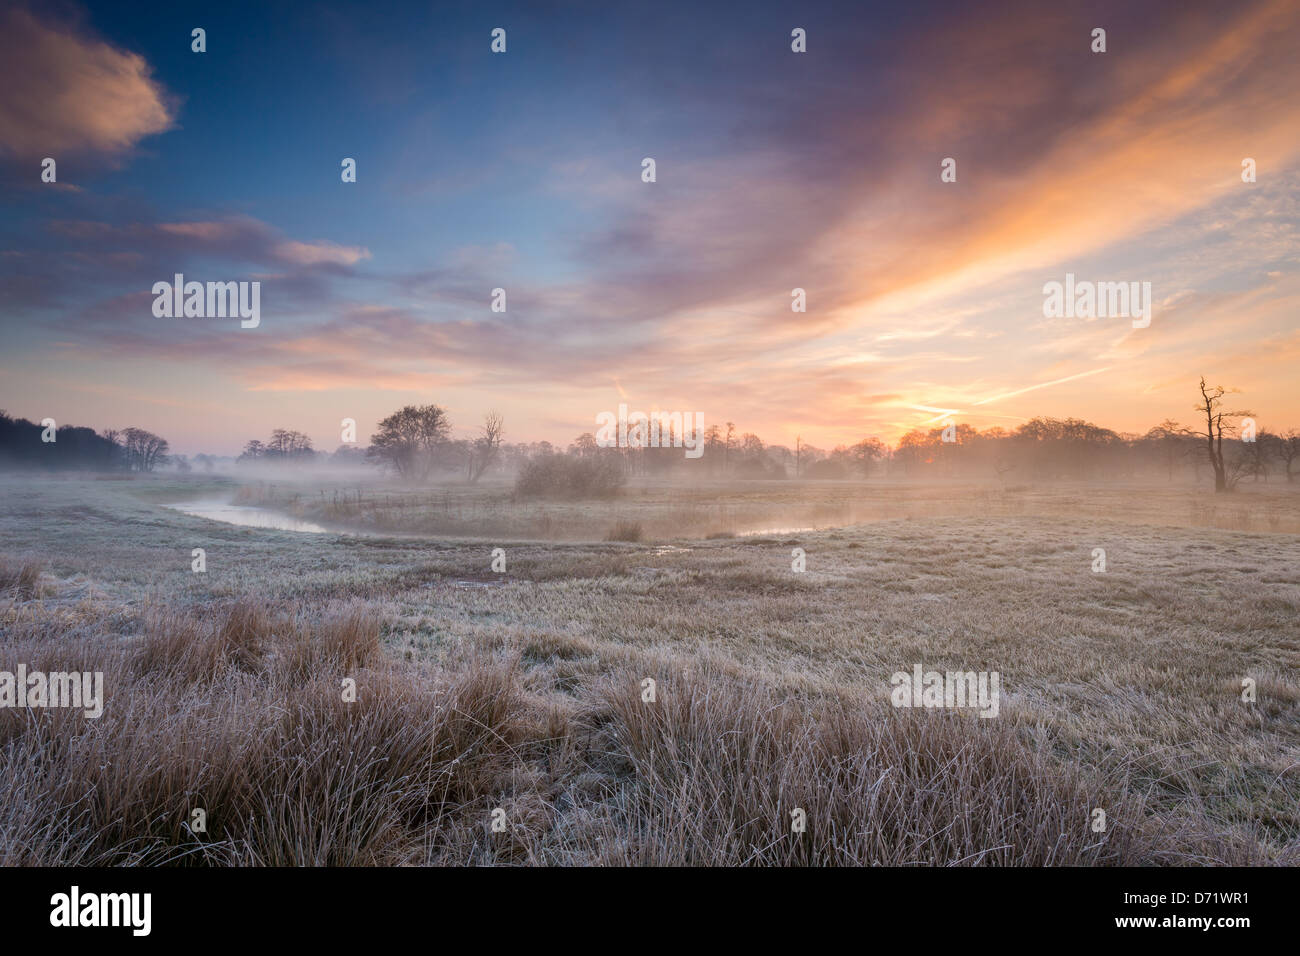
[1,472,1298,865]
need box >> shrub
[605,520,643,542]
[515,455,625,499]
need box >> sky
[1,0,1298,456]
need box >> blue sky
[2,0,1298,454]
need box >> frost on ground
[0,475,1296,865]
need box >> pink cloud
[273,240,372,267]
[0,6,174,158]
[157,222,247,242]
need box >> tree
[1239,429,1280,483]
[766,444,794,476]
[703,425,724,476]
[893,429,934,476]
[121,427,170,472]
[99,429,127,469]
[1279,429,1300,483]
[1194,378,1251,493]
[848,437,886,477]
[265,428,314,460]
[367,404,451,480]
[733,433,773,478]
[1143,419,1189,482]
[467,411,505,483]
[569,432,599,457]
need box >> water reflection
[165,499,331,534]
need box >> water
[164,501,822,541]
[734,525,818,537]
[164,499,331,534]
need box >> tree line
[883,378,1297,492]
[300,381,1298,495]
[0,412,170,472]
[234,406,506,483]
[548,379,1298,493]
[5,380,1294,494]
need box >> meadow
[1,472,1297,865]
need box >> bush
[515,455,625,499]
[605,520,643,542]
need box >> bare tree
[1194,378,1252,493]
[467,411,504,483]
[266,428,315,459]
[121,427,170,472]
[849,437,885,478]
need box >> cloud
[0,6,174,159]
[46,215,372,274]
[156,222,245,242]
[273,240,372,268]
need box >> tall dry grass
[0,557,43,600]
[1,589,1291,865]
[573,672,1153,865]
[0,599,529,865]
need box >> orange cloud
[0,6,174,158]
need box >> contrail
[971,367,1112,406]
[910,366,1112,425]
